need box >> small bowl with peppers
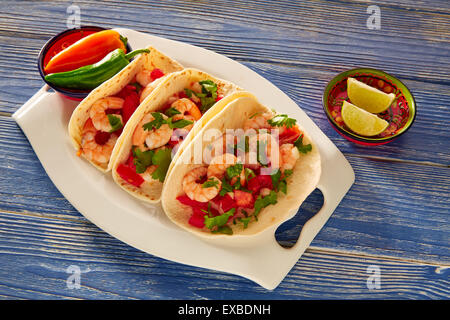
[38,26,135,100]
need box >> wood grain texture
[0,210,448,299]
[0,0,449,299]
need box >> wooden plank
[0,0,449,84]
[1,115,448,264]
[0,209,448,299]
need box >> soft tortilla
[111,68,242,203]
[68,46,183,172]
[161,92,322,238]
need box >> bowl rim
[37,26,132,99]
[322,67,417,144]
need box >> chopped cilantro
[254,190,278,216]
[279,180,287,194]
[165,107,181,117]
[226,163,243,179]
[244,168,256,181]
[143,112,166,130]
[107,114,123,133]
[284,169,293,178]
[267,114,297,128]
[150,148,172,182]
[132,147,154,174]
[239,217,252,229]
[270,169,282,190]
[219,177,233,196]
[212,225,233,235]
[167,117,193,129]
[202,178,219,189]
[204,208,235,231]
[294,135,312,154]
[184,88,195,98]
[185,80,218,112]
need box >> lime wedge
[342,101,389,136]
[347,77,395,113]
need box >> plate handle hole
[275,188,324,248]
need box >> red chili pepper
[44,30,127,74]
[116,163,144,187]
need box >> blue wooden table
[0,0,448,299]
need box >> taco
[161,92,321,237]
[68,46,183,172]
[110,68,242,203]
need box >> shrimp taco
[68,46,183,172]
[110,68,242,203]
[161,92,321,237]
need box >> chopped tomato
[116,84,136,99]
[279,126,301,145]
[178,91,189,99]
[176,195,208,210]
[151,68,164,80]
[216,95,223,102]
[188,211,205,228]
[247,175,273,194]
[212,193,236,213]
[122,91,140,124]
[125,153,136,171]
[116,164,144,187]
[188,103,202,120]
[234,190,254,208]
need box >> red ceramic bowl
[322,68,417,146]
[37,26,132,101]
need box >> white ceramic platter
[13,28,355,289]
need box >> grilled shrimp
[132,113,173,150]
[81,119,117,164]
[140,77,165,102]
[171,98,202,120]
[136,69,153,87]
[279,143,299,172]
[183,166,221,202]
[243,112,274,131]
[89,97,124,132]
[208,153,245,186]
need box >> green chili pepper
[44,48,150,90]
